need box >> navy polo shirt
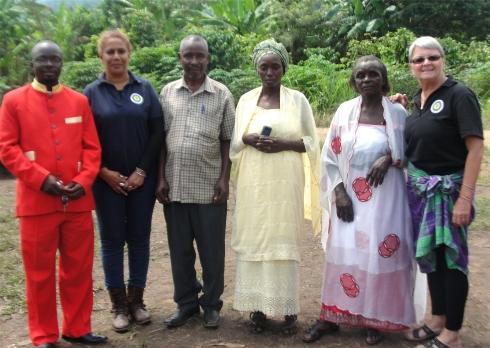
[84,71,163,177]
[405,76,483,175]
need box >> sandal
[365,328,383,346]
[405,324,439,342]
[282,315,298,336]
[421,337,452,348]
[302,319,340,343]
[248,311,266,334]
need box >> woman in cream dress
[230,39,320,335]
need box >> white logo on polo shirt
[431,100,444,113]
[130,93,144,105]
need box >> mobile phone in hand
[260,126,272,136]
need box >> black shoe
[62,332,107,345]
[203,309,221,328]
[164,307,200,328]
[35,344,55,348]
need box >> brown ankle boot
[108,287,130,332]
[127,286,151,325]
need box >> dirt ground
[1,130,489,348]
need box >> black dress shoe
[164,307,200,327]
[61,332,107,345]
[203,309,222,328]
[35,344,55,348]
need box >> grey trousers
[164,202,227,311]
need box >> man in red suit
[0,40,106,347]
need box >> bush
[284,55,354,126]
[130,45,179,75]
[61,59,103,92]
[208,68,259,103]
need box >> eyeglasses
[32,56,62,64]
[411,55,442,64]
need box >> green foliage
[325,0,398,52]
[208,68,259,103]
[61,58,103,92]
[343,28,416,66]
[389,0,490,43]
[385,64,419,108]
[129,44,182,91]
[191,0,274,35]
[125,10,158,49]
[2,0,490,129]
[186,28,266,71]
[304,47,340,64]
[271,0,331,63]
[84,34,99,59]
[284,55,355,126]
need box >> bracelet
[459,195,471,202]
[462,183,474,190]
[135,167,146,177]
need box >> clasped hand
[99,168,144,196]
[41,174,85,199]
[242,133,287,153]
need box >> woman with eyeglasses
[391,36,484,348]
[83,30,164,332]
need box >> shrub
[61,59,103,92]
[285,56,354,126]
[208,68,259,103]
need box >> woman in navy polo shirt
[83,30,164,332]
[392,36,483,348]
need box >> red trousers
[19,211,94,345]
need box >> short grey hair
[408,36,445,62]
[179,35,208,53]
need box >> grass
[473,197,490,231]
[0,210,25,316]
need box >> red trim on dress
[320,304,409,331]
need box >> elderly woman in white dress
[302,55,424,345]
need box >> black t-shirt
[405,76,483,175]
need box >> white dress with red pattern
[319,96,426,330]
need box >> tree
[0,0,48,92]
[271,0,331,63]
[324,0,397,53]
[388,0,490,43]
[191,0,274,35]
[98,0,132,28]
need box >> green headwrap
[252,39,289,74]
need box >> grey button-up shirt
[159,75,235,203]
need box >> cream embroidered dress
[230,86,320,316]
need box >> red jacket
[0,81,101,216]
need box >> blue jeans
[92,178,156,289]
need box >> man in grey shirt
[156,35,235,329]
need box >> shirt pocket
[62,116,83,142]
[197,111,222,143]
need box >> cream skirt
[233,259,300,316]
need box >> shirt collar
[97,70,142,86]
[31,78,62,94]
[175,75,215,94]
[414,75,456,97]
